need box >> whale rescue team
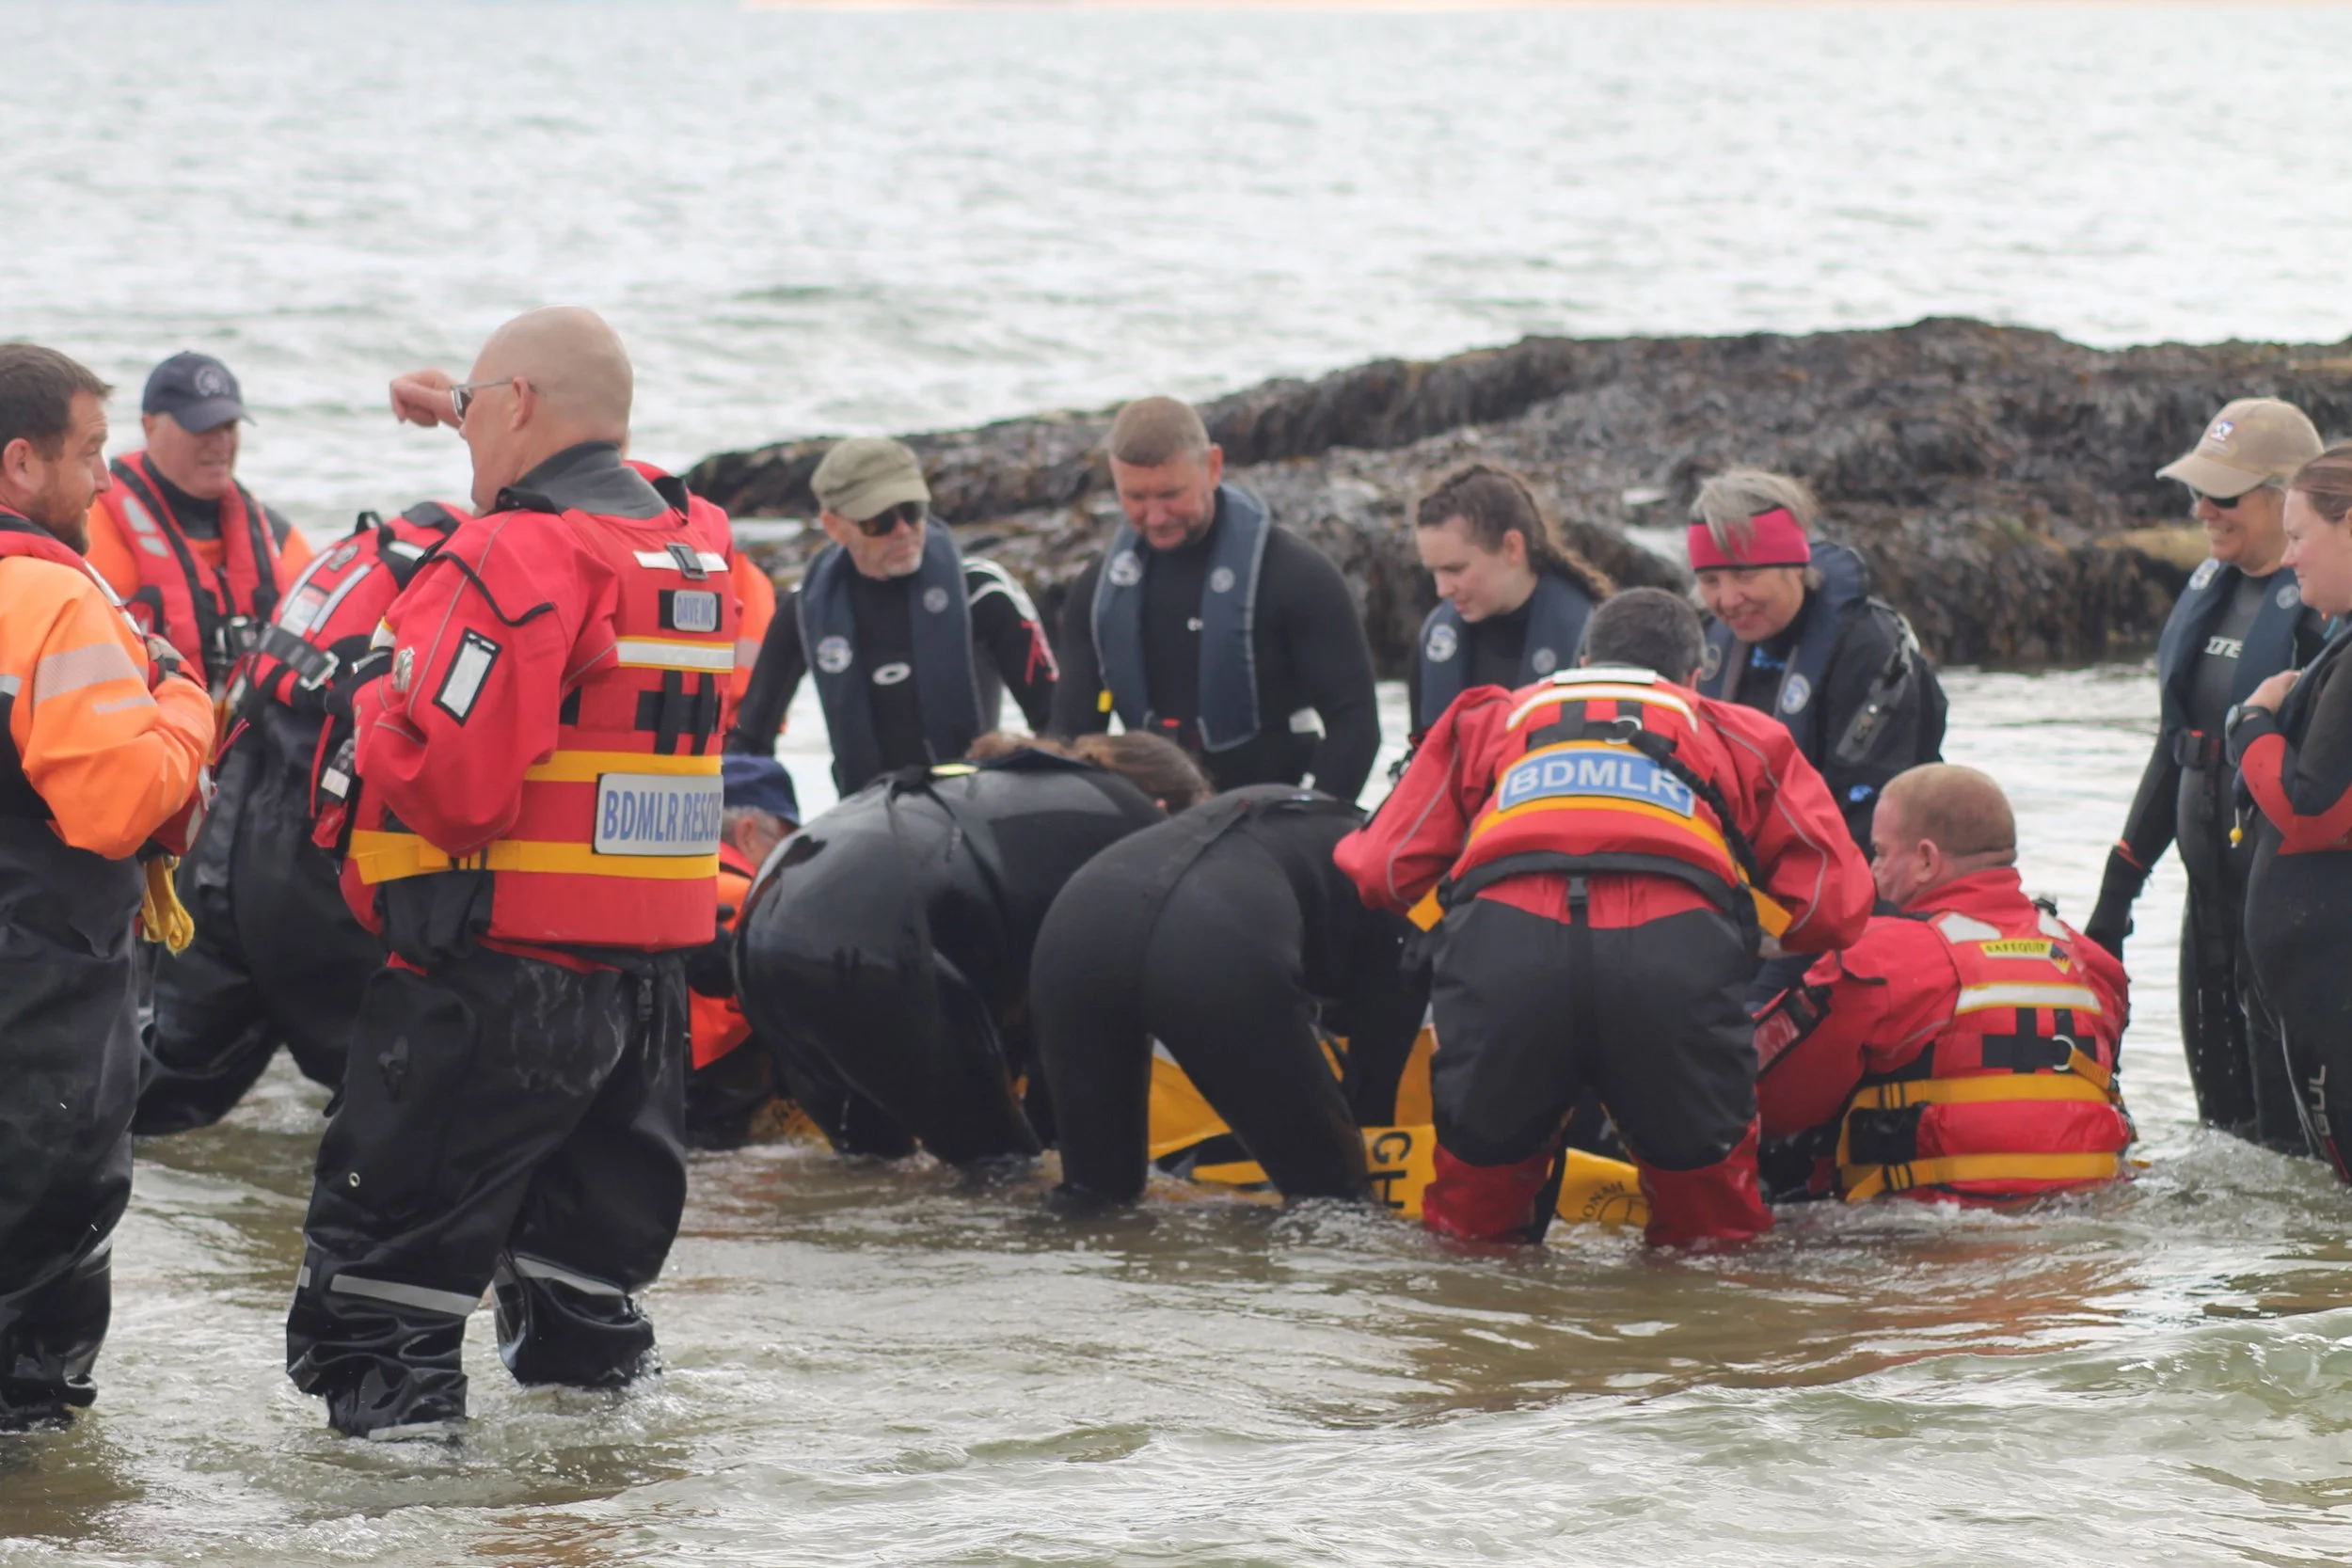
[3,323,2347,1437]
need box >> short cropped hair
[1880,764,2016,861]
[1107,397,1212,467]
[1583,587,1706,685]
[0,343,110,458]
[1691,467,1818,562]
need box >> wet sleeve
[966,562,1059,732]
[2236,662,2352,852]
[351,523,583,854]
[1332,688,1506,912]
[1332,909,1434,1126]
[2086,736,2177,950]
[725,589,805,755]
[7,562,215,859]
[1755,923,1952,1137]
[1718,705,1875,953]
[1271,533,1380,802]
[1048,558,1110,737]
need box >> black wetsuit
[733,749,1165,1164]
[1031,786,1428,1205]
[1409,594,1547,736]
[2090,564,2324,1148]
[138,704,384,1132]
[1050,514,1380,802]
[724,561,1057,775]
[2233,626,2352,1180]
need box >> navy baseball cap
[142,352,248,431]
[722,754,801,826]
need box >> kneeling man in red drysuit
[1755,764,2132,1204]
[1335,588,1873,1246]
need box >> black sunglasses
[2195,489,2249,512]
[854,501,923,538]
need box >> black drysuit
[733,749,1165,1164]
[2090,564,2324,1148]
[1032,786,1428,1205]
[139,702,384,1132]
[2233,626,2352,1181]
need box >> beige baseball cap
[2156,398,2324,499]
[812,437,930,522]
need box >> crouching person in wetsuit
[1755,765,2132,1205]
[286,309,735,1439]
[137,500,469,1133]
[2084,399,2327,1151]
[1689,468,1946,849]
[1334,588,1873,1246]
[1033,785,1429,1207]
[1410,464,1611,737]
[682,755,802,1149]
[734,734,1210,1168]
[0,344,215,1428]
[2231,446,2352,1183]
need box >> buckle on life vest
[1835,1053,2124,1202]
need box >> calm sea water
[7,5,2352,1565]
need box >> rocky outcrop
[688,318,2352,674]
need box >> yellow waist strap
[1848,1072,2117,1112]
[1841,1151,2124,1203]
[349,828,718,885]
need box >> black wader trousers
[140,733,382,1133]
[285,946,688,1437]
[0,824,143,1427]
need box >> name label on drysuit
[595,773,725,857]
[1497,745,1694,816]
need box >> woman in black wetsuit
[733,733,1209,1167]
[1032,784,1429,1206]
[1408,465,1613,737]
[2230,445,2352,1183]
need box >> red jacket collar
[1901,866,2027,920]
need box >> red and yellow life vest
[224,502,469,721]
[344,503,739,952]
[95,451,286,688]
[1440,669,1788,934]
[691,840,759,1069]
[1837,905,2131,1202]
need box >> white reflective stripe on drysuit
[613,638,736,672]
[328,1273,482,1318]
[631,549,729,573]
[1955,982,2106,1016]
[506,1254,627,1298]
[0,674,19,697]
[32,640,144,705]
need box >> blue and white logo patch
[1779,673,1812,715]
[1424,622,1458,663]
[2190,559,2221,592]
[1209,566,1236,594]
[815,635,852,675]
[1530,645,1559,676]
[667,589,720,633]
[1497,746,1694,816]
[1699,641,1723,683]
[922,585,950,614]
[595,773,723,857]
[2280,580,2302,610]
[1107,550,1143,588]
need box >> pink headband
[1686,506,1811,570]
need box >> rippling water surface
[8,2,2352,520]
[8,4,2352,1562]
[8,673,2352,1567]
